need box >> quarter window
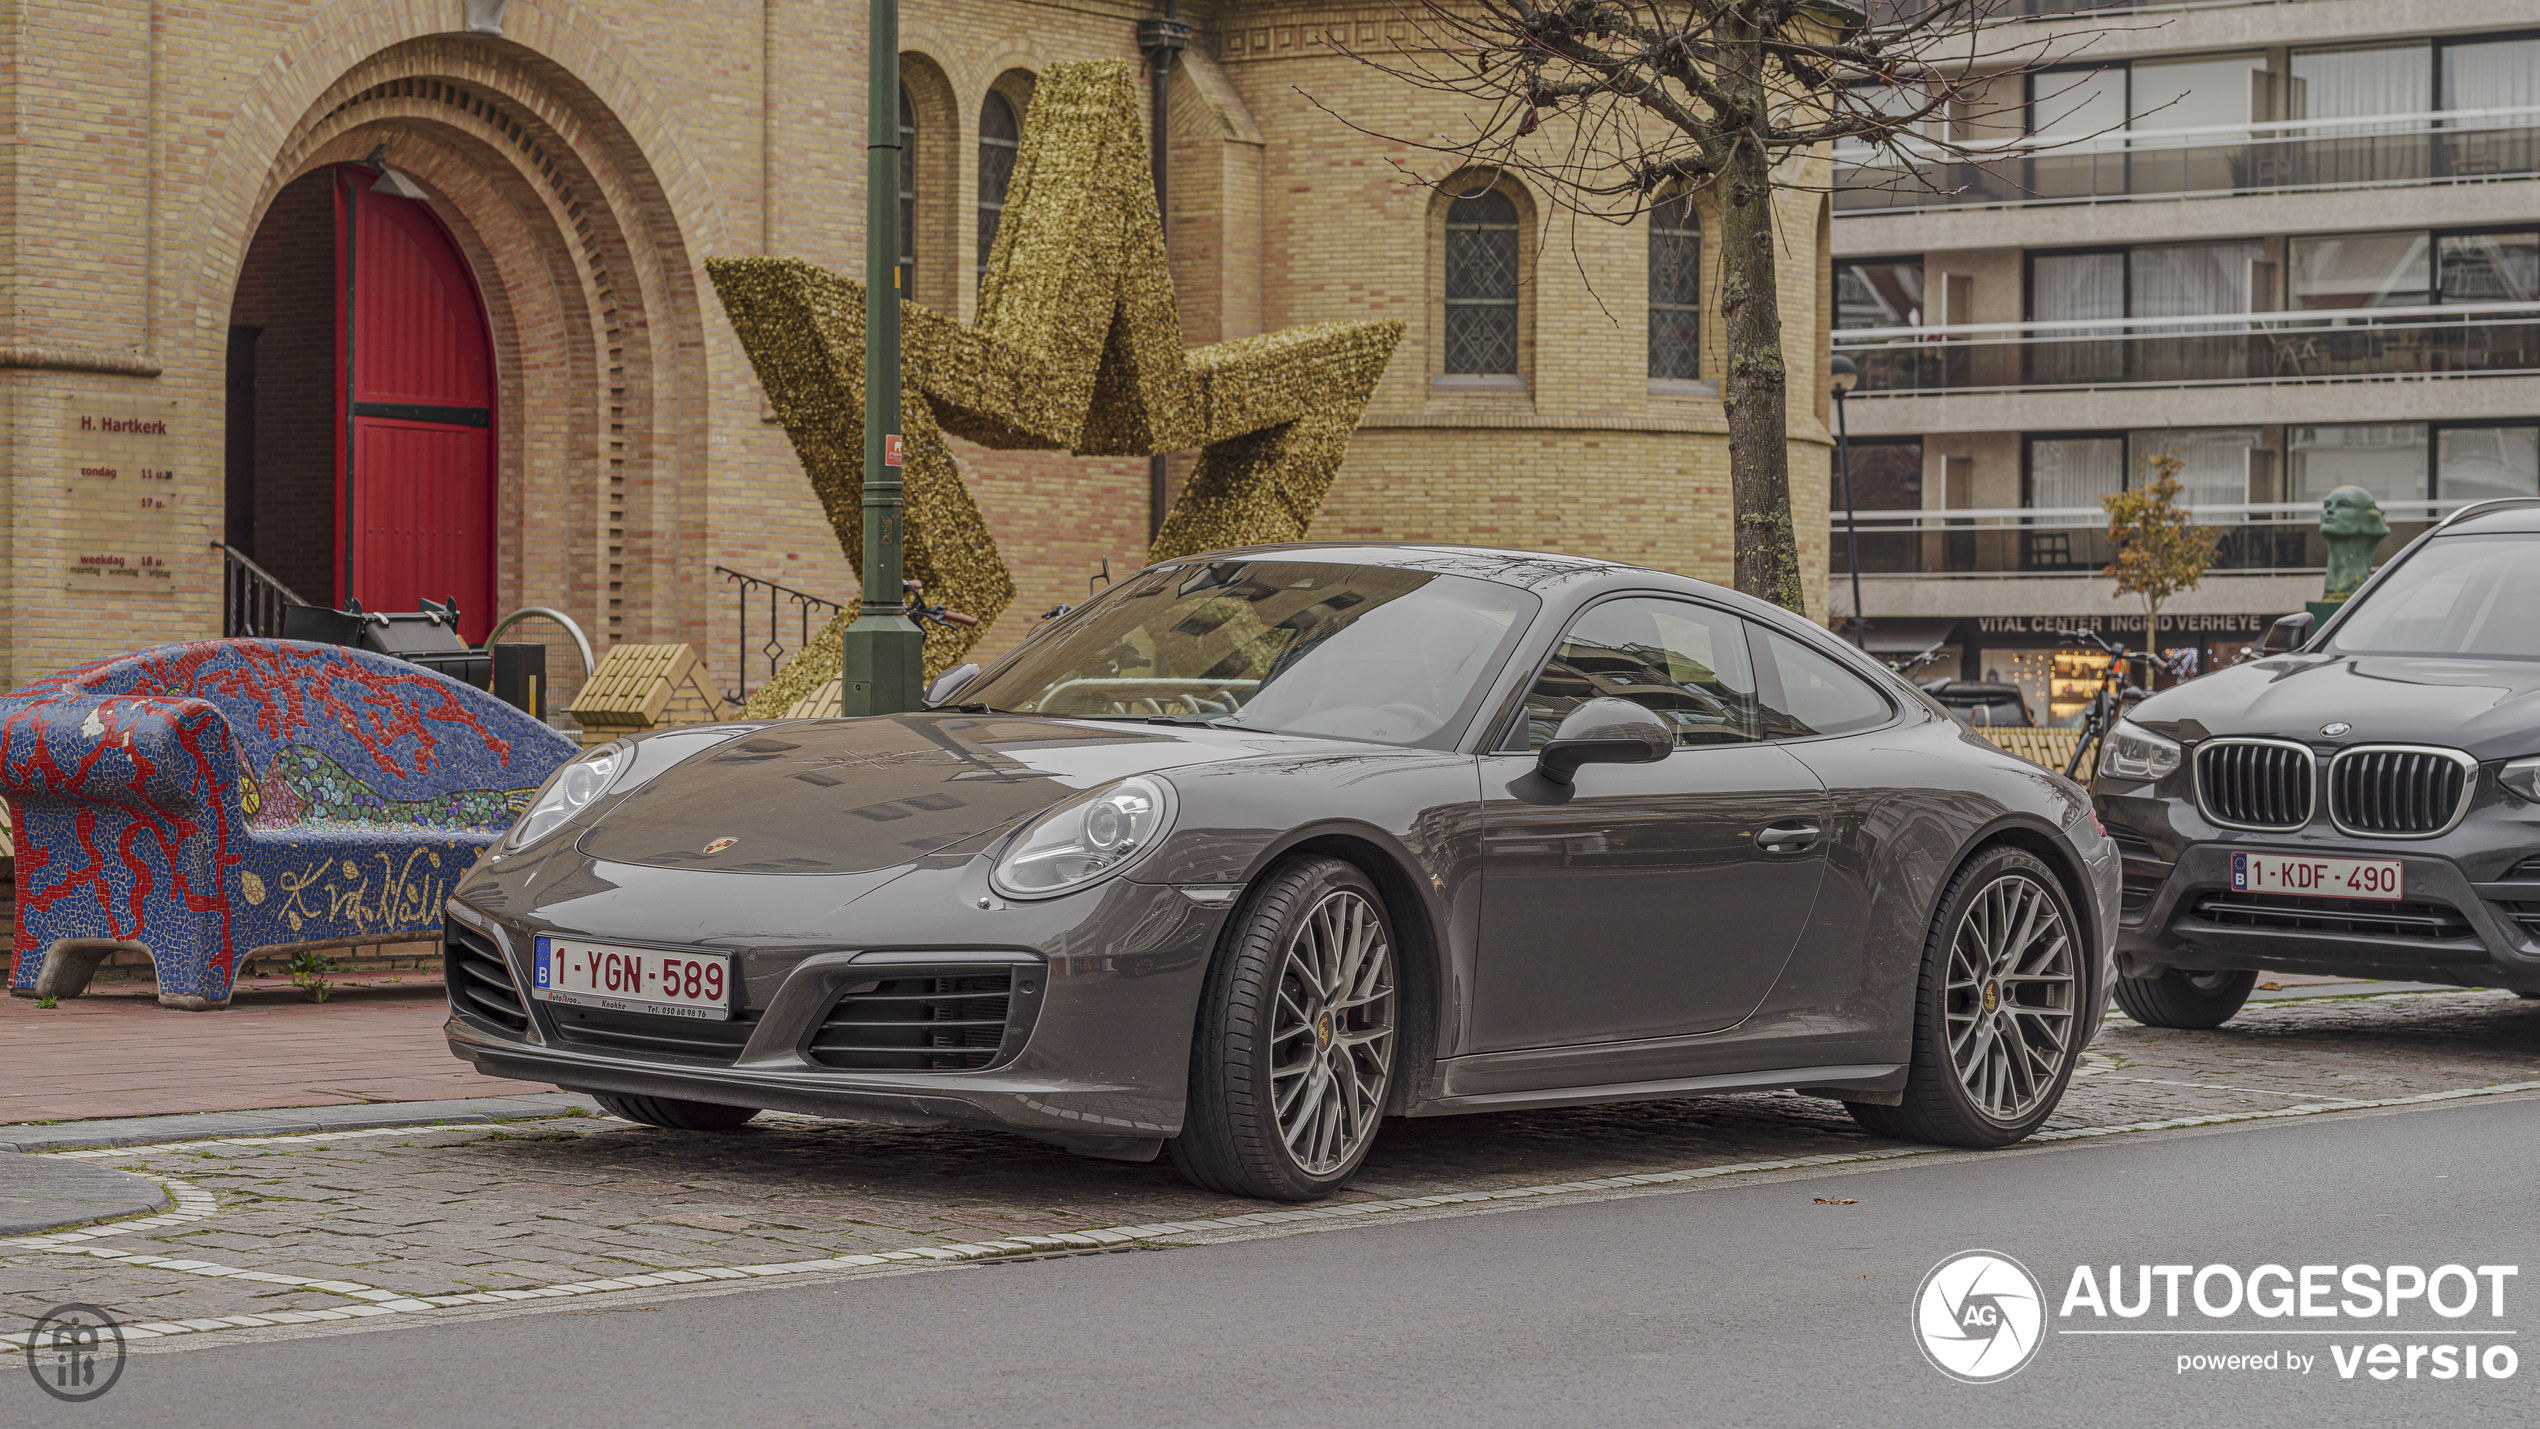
[1757,630,1892,739]
[1443,187,1520,375]
[1520,598,1760,749]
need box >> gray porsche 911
[443,545,2118,1200]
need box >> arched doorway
[227,163,498,642]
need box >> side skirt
[1408,1062,1906,1116]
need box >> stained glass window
[1443,187,1519,375]
[1648,193,1702,380]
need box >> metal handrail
[1837,499,2473,529]
[483,606,596,680]
[715,565,847,706]
[1837,300,2540,343]
[1834,103,2540,163]
[211,540,304,639]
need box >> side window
[1520,598,1761,749]
[1758,629,1893,738]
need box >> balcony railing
[1834,301,2540,396]
[1832,499,2470,577]
[1836,106,2540,214]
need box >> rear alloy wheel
[1170,857,1398,1201]
[2112,967,2257,1029]
[592,1093,762,1131]
[1851,847,2085,1147]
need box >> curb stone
[0,1093,600,1153]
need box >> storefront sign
[63,402,183,592]
[1972,613,2275,638]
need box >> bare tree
[1326,1,2111,614]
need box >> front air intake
[445,925,529,1033]
[2328,746,2476,838]
[2194,739,2315,832]
[808,967,1034,1072]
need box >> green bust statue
[2320,485,2391,604]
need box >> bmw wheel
[2112,967,2257,1029]
[592,1093,761,1131]
[1170,856,1398,1201]
[1851,847,2085,1148]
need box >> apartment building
[1832,0,2540,725]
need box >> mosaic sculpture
[0,641,576,1009]
[708,59,1404,719]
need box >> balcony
[1835,303,2540,397]
[1829,500,2468,577]
[1836,107,2540,216]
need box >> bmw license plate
[530,937,733,1020]
[2229,853,2404,901]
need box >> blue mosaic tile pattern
[0,640,576,1005]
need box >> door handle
[1754,823,1822,854]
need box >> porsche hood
[574,713,1269,874]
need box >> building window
[2437,231,2540,303]
[978,91,1020,288]
[1443,186,1520,376]
[2289,41,2430,135]
[1647,193,1701,381]
[2131,427,2262,508]
[2439,35,2540,113]
[2026,435,2126,511]
[2439,425,2540,503]
[1836,258,1923,330]
[2290,231,2430,311]
[2289,423,2429,506]
[898,84,917,296]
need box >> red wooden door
[335,167,497,642]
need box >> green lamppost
[836,0,925,716]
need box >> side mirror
[2261,611,2314,655]
[1537,697,1674,785]
[921,662,983,709]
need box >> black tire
[1170,856,1399,1202]
[2112,967,2257,1029]
[592,1092,762,1131]
[1850,846,2088,1148]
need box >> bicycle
[2054,628,2159,781]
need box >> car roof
[1925,682,2025,701]
[2435,498,2540,536]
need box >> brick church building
[1,0,1837,703]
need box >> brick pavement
[0,981,546,1125]
[3,987,2536,1347]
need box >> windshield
[2331,534,2540,659]
[962,561,1539,747]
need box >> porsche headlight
[2102,720,2183,783]
[2501,756,2540,803]
[505,744,626,850]
[990,776,1176,899]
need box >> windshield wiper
[1078,713,1270,732]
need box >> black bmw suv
[2095,499,2540,1028]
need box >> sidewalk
[0,974,547,1126]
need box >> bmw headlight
[2102,720,2182,783]
[504,744,626,850]
[2502,757,2540,803]
[990,776,1176,899]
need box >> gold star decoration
[707,59,1404,717]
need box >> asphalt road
[18,1094,2540,1429]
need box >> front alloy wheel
[1171,856,1397,1200]
[1852,847,2085,1146]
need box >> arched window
[1648,193,1702,381]
[978,91,1020,288]
[897,84,917,296]
[1443,187,1520,375]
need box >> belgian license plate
[530,937,733,1020]
[2230,853,2404,901]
